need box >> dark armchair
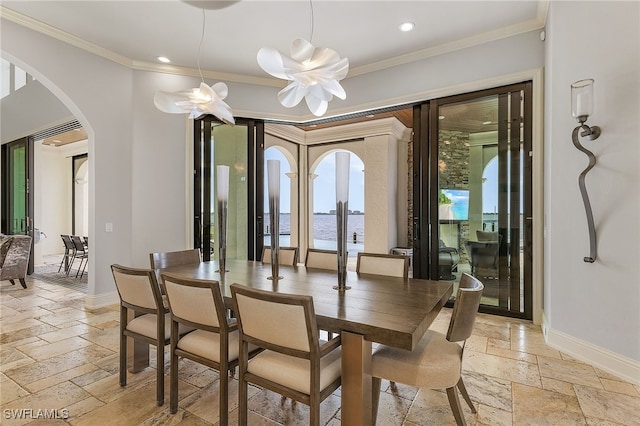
[439,239,460,280]
[466,231,502,280]
[0,235,33,289]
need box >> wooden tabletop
[160,259,453,351]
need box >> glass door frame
[193,116,264,262]
[1,137,35,274]
[412,83,533,319]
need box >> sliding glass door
[413,83,533,318]
[193,117,263,262]
[1,137,34,273]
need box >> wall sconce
[571,79,602,263]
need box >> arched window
[309,150,364,256]
[264,147,294,247]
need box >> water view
[264,214,364,256]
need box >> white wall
[544,1,640,377]
[33,142,71,265]
[2,19,134,302]
[0,79,73,143]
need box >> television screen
[439,189,469,221]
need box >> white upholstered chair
[231,284,342,426]
[261,246,299,265]
[356,252,409,278]
[370,273,484,425]
[161,273,260,424]
[304,248,338,270]
[110,264,191,406]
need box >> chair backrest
[161,272,226,330]
[0,235,32,280]
[61,235,75,251]
[150,249,201,270]
[261,247,298,266]
[476,230,501,243]
[446,273,484,343]
[231,284,318,355]
[71,235,86,252]
[305,248,338,270]
[356,252,409,278]
[111,264,163,313]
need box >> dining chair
[356,252,409,278]
[149,248,201,291]
[57,235,76,275]
[304,248,338,270]
[261,246,299,265]
[161,272,260,424]
[370,273,484,426]
[230,284,342,426]
[110,264,193,406]
[70,235,89,278]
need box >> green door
[2,137,34,273]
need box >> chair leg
[457,378,476,413]
[156,342,165,406]
[219,360,229,426]
[9,279,15,285]
[19,278,27,289]
[371,376,382,426]
[119,311,127,387]
[446,386,467,426]
[238,371,248,426]
[170,346,179,413]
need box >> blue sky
[265,148,365,213]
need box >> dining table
[141,258,452,425]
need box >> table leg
[127,311,149,373]
[341,331,372,426]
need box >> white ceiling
[1,0,547,84]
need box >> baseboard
[542,313,640,385]
[84,290,119,310]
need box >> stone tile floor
[1,276,639,425]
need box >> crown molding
[1,6,133,68]
[3,5,546,87]
[265,117,407,146]
[349,17,546,78]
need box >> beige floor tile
[68,381,165,426]
[538,356,603,389]
[462,371,512,412]
[16,336,93,361]
[464,350,542,387]
[0,375,30,405]
[512,383,586,425]
[600,378,640,397]
[541,376,577,396]
[486,345,538,364]
[38,323,94,343]
[405,388,477,425]
[3,277,639,426]
[574,384,640,426]
[24,363,99,393]
[476,404,513,426]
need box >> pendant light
[154,8,234,124]
[256,0,349,117]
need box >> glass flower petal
[257,38,349,116]
[154,81,234,124]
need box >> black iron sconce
[571,79,602,263]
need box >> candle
[216,165,229,201]
[335,152,350,203]
[267,160,280,199]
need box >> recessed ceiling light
[366,114,375,118]
[157,56,171,63]
[439,115,445,120]
[399,21,415,32]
